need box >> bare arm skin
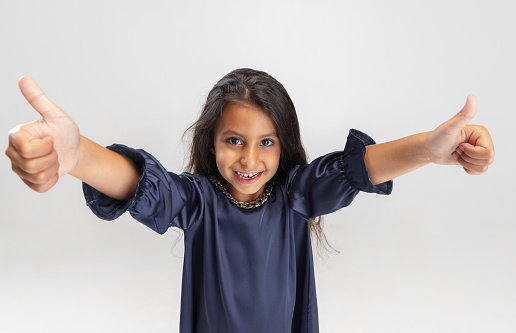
[365,132,431,185]
[69,135,140,201]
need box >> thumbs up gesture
[426,95,495,175]
[5,77,81,192]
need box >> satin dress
[83,129,392,333]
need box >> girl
[6,68,494,333]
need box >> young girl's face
[212,102,281,203]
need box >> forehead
[215,102,277,136]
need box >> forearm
[70,135,141,201]
[364,132,431,185]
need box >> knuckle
[5,145,12,158]
[33,184,49,193]
[29,171,44,184]
[36,176,58,193]
[34,172,51,185]
[8,124,23,138]
[473,124,488,133]
[11,163,19,174]
[11,164,28,180]
[8,126,25,144]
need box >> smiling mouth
[235,171,262,180]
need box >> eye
[226,137,242,145]
[260,139,274,147]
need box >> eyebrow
[221,130,278,138]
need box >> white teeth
[236,171,260,179]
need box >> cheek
[268,149,281,172]
[214,148,232,170]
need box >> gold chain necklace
[208,176,275,209]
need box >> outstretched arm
[5,77,140,201]
[364,95,495,185]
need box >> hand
[5,77,81,192]
[426,95,495,175]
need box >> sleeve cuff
[342,129,393,195]
[82,144,148,221]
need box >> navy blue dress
[83,129,392,333]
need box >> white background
[1,0,514,332]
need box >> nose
[240,145,259,168]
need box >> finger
[455,147,493,166]
[12,157,60,185]
[456,154,489,175]
[8,148,58,174]
[18,76,66,119]
[463,167,487,176]
[458,142,495,162]
[461,125,495,157]
[442,95,477,132]
[21,173,59,193]
[8,131,54,159]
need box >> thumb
[442,95,477,131]
[18,76,67,119]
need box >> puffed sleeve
[287,129,393,219]
[82,144,204,233]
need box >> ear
[210,146,215,154]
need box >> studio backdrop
[1,1,514,332]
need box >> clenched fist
[5,77,81,192]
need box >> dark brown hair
[185,68,335,253]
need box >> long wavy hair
[185,68,335,253]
